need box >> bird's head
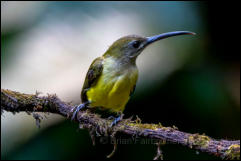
[104,31,195,62]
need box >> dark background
[1,2,240,160]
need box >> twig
[1,89,240,160]
[153,141,164,160]
[106,137,117,158]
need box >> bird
[71,31,195,126]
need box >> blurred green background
[1,1,240,160]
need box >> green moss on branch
[1,89,240,160]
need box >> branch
[1,89,240,160]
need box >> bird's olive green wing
[81,57,103,102]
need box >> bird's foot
[71,102,88,120]
[110,114,124,127]
[107,116,116,120]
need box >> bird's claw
[107,116,116,120]
[71,103,87,120]
[110,115,122,127]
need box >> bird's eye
[132,41,140,48]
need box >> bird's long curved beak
[146,31,196,46]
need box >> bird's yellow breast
[86,58,138,113]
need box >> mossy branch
[1,89,240,160]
